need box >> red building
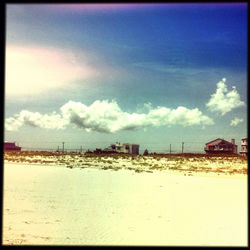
[4,142,21,151]
[204,138,237,154]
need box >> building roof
[205,138,234,146]
[4,142,16,145]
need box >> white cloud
[5,45,98,97]
[5,110,68,131]
[5,100,214,132]
[230,117,244,127]
[206,78,245,115]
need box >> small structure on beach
[204,138,237,154]
[4,142,21,151]
[104,142,139,155]
[239,138,248,156]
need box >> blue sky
[4,3,247,153]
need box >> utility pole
[57,146,59,152]
[182,142,184,154]
[170,144,171,155]
[80,146,82,153]
[62,142,65,153]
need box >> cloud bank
[206,78,245,115]
[230,117,244,127]
[5,100,214,132]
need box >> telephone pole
[170,144,171,155]
[62,142,65,153]
[182,142,184,154]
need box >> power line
[12,139,209,154]
[16,140,207,144]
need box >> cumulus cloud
[230,117,244,127]
[5,45,98,96]
[5,100,214,133]
[206,78,245,115]
[5,110,68,131]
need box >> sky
[4,3,248,153]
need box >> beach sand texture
[2,153,248,246]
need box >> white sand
[3,163,247,246]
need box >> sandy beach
[2,153,248,246]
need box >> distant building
[104,142,139,155]
[204,138,237,154]
[4,142,21,151]
[239,138,248,156]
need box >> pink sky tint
[39,3,158,14]
[38,3,247,14]
[5,45,99,97]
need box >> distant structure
[204,138,237,154]
[104,142,139,155]
[4,142,21,151]
[239,138,248,156]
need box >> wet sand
[2,162,247,246]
